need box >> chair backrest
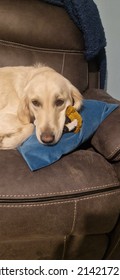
[0,0,99,92]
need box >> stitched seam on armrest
[107,145,120,159]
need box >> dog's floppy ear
[17,96,31,124]
[70,84,83,111]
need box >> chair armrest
[91,107,120,161]
[84,89,120,161]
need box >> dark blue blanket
[18,100,118,171]
[43,0,107,88]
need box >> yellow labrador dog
[0,65,83,149]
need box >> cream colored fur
[0,65,83,149]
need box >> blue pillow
[18,100,118,171]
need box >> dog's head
[18,67,83,144]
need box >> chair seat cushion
[0,148,119,238]
[0,148,119,201]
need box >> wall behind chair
[94,0,120,100]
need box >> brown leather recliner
[0,0,120,260]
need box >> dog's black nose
[40,131,55,144]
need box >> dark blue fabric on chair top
[43,0,107,88]
[18,100,118,171]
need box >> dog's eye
[32,100,41,107]
[55,99,64,107]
